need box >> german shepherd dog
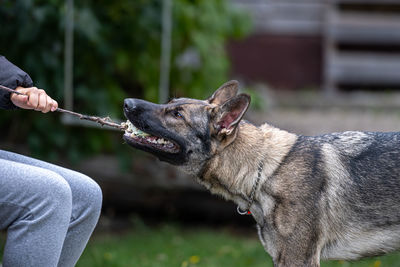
[123,81,400,266]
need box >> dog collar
[237,161,264,215]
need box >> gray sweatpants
[0,150,102,267]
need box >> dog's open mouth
[122,120,180,153]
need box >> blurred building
[229,0,400,93]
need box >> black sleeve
[0,56,34,110]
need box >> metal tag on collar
[237,206,251,215]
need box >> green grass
[77,223,270,267]
[77,222,400,267]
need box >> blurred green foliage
[0,0,251,162]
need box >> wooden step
[328,52,400,85]
[332,0,400,4]
[328,12,400,44]
[232,0,324,35]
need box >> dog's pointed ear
[207,80,239,105]
[214,94,250,136]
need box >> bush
[0,0,251,162]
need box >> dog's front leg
[273,253,320,267]
[272,243,321,267]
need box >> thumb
[11,94,28,106]
[19,95,28,103]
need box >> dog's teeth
[125,120,175,149]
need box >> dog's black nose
[124,98,150,118]
[124,98,160,118]
[124,99,136,113]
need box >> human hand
[10,86,58,113]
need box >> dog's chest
[253,194,279,258]
[320,227,400,260]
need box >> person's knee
[48,173,73,211]
[40,170,72,200]
[74,173,103,219]
[85,178,103,216]
[22,168,73,225]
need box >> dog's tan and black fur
[123,81,400,266]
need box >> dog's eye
[172,110,184,119]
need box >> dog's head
[123,80,250,172]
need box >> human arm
[0,55,33,109]
[0,56,58,112]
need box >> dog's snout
[123,98,158,120]
[124,99,145,118]
[124,98,159,114]
[124,99,135,112]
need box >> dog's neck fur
[196,122,297,216]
